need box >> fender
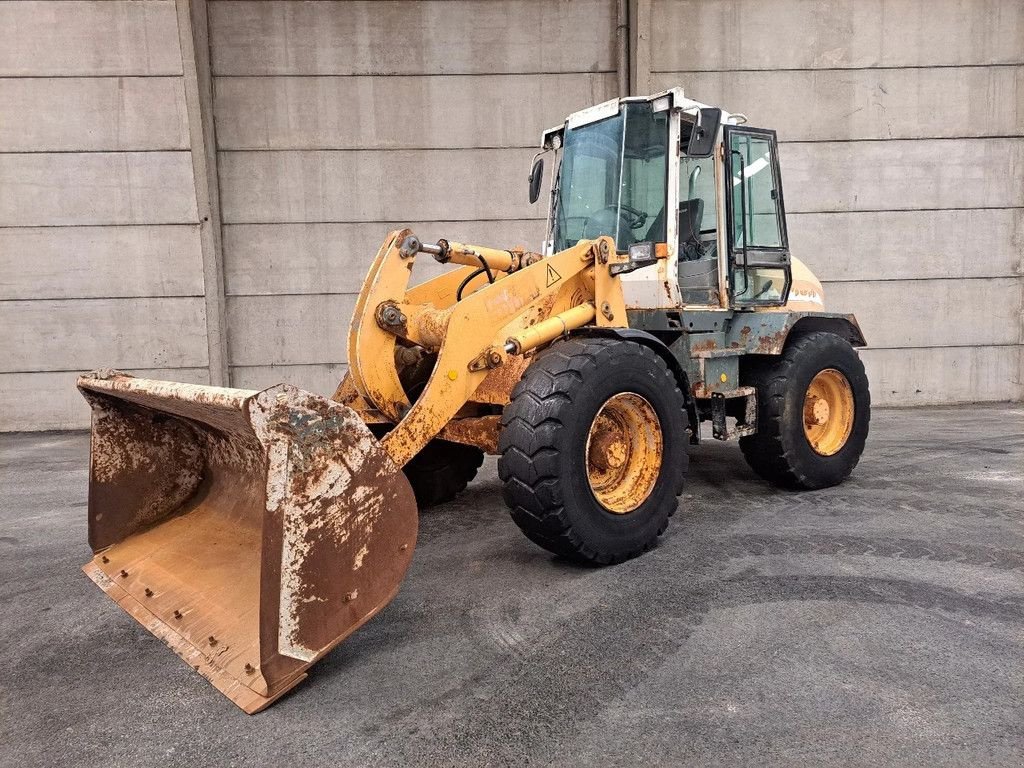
[571,326,701,444]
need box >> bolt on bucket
[77,371,417,713]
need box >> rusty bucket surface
[77,372,417,713]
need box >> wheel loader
[77,87,870,713]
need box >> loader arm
[347,231,629,467]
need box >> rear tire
[740,331,870,489]
[498,338,688,565]
[403,439,484,508]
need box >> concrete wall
[2,0,1021,431]
[208,0,618,395]
[0,1,211,431]
[641,0,1024,406]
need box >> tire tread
[498,337,687,565]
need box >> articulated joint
[505,302,596,355]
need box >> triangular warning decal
[545,263,562,287]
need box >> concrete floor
[1,405,1022,767]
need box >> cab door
[723,126,791,306]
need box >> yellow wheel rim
[585,393,663,514]
[803,369,855,456]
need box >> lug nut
[144,588,154,597]
[119,569,128,578]
[173,610,183,620]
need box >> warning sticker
[545,263,562,287]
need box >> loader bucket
[77,371,417,713]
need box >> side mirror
[528,156,545,204]
[685,107,722,158]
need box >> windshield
[552,102,669,253]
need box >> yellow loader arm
[76,229,632,714]
[341,229,628,465]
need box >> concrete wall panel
[789,208,1023,282]
[222,220,546,296]
[214,73,616,150]
[0,152,199,226]
[0,368,210,432]
[861,345,1022,406]
[209,0,617,76]
[0,77,189,152]
[219,148,541,224]
[1,298,208,372]
[0,0,206,431]
[0,1,183,77]
[824,278,1021,349]
[226,294,356,366]
[650,0,1024,72]
[654,66,1024,142]
[780,139,1024,213]
[0,225,204,300]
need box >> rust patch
[409,307,450,350]
[248,386,417,664]
[731,325,753,349]
[472,351,533,406]
[690,338,719,354]
[438,415,502,454]
[754,329,788,354]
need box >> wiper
[550,170,563,246]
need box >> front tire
[740,331,870,489]
[498,338,688,565]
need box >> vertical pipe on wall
[616,0,630,97]
[628,0,651,96]
[176,0,229,387]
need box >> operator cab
[533,88,792,311]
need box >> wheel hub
[804,395,831,427]
[802,369,855,456]
[585,393,663,514]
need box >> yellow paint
[343,233,625,468]
[347,229,415,422]
[803,368,855,455]
[585,393,663,513]
[505,303,596,354]
[444,241,516,272]
[594,241,628,328]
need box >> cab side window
[729,133,782,248]
[679,155,716,261]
